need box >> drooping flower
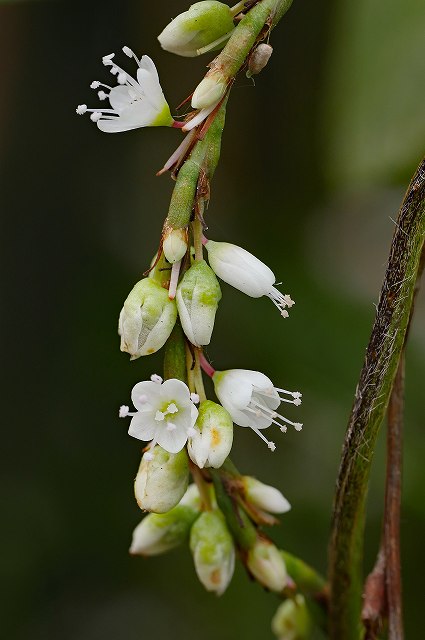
[76,47,174,133]
[120,375,199,454]
[205,239,294,317]
[158,1,235,58]
[212,368,302,451]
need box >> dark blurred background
[1,0,424,638]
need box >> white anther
[98,91,108,100]
[166,422,176,431]
[190,393,200,404]
[280,425,287,433]
[293,423,303,431]
[281,310,289,318]
[90,112,102,122]
[90,81,100,89]
[138,394,148,404]
[76,104,87,115]
[118,72,127,84]
[119,405,129,418]
[102,53,115,65]
[150,374,163,384]
[268,441,276,452]
[110,65,119,75]
[155,410,165,421]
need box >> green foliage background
[1,0,424,638]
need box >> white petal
[136,67,167,111]
[131,380,162,410]
[108,85,133,112]
[128,412,156,441]
[161,378,192,405]
[155,424,188,453]
[97,118,142,133]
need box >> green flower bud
[119,279,177,359]
[158,2,235,58]
[134,446,189,513]
[163,228,188,264]
[130,504,200,556]
[191,73,227,109]
[247,538,287,592]
[176,260,221,347]
[271,595,313,640]
[242,476,291,514]
[188,400,233,468]
[190,509,235,595]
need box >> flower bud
[188,400,233,468]
[129,503,200,556]
[247,44,273,78]
[176,260,221,347]
[242,476,291,514]
[163,228,188,263]
[247,538,287,592]
[158,2,235,58]
[271,595,313,640]
[134,446,189,513]
[190,509,235,595]
[191,74,227,109]
[119,279,177,359]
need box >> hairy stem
[328,158,425,639]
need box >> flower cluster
[78,0,305,608]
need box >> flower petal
[161,378,192,405]
[131,380,162,410]
[128,412,156,441]
[155,424,188,454]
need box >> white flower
[205,240,294,317]
[212,369,302,451]
[121,376,199,454]
[76,47,173,133]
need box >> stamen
[251,427,276,451]
[76,104,87,115]
[110,65,119,75]
[280,425,288,433]
[118,72,127,84]
[119,405,129,418]
[102,53,115,65]
[90,81,100,89]
[166,422,177,431]
[90,112,102,122]
[151,374,163,384]
[275,388,302,400]
[98,91,108,100]
[138,394,148,404]
[166,403,178,414]
[155,410,165,421]
[190,393,200,404]
[122,46,140,66]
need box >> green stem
[163,323,187,383]
[328,158,425,639]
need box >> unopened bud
[176,260,221,347]
[119,279,177,359]
[134,446,189,513]
[191,74,227,109]
[190,509,235,595]
[129,503,200,556]
[163,228,188,263]
[247,538,287,592]
[188,400,233,468]
[158,2,234,58]
[247,44,273,78]
[271,595,313,640]
[242,476,291,514]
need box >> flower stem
[163,323,188,383]
[328,158,425,639]
[193,348,207,402]
[199,351,216,378]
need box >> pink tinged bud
[190,509,235,595]
[242,476,291,514]
[247,539,287,592]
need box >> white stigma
[166,422,177,431]
[118,72,127,84]
[102,53,115,65]
[166,403,178,414]
[155,410,165,421]
[119,405,129,418]
[151,374,163,384]
[76,104,87,115]
[122,46,133,57]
